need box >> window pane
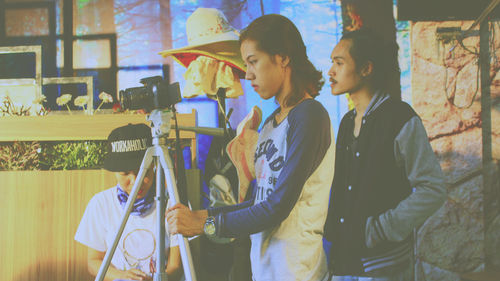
[73,39,111,69]
[73,0,115,35]
[5,8,49,36]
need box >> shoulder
[291,99,328,117]
[87,186,117,209]
[378,98,418,120]
[365,99,423,145]
[288,99,330,126]
[94,186,116,200]
[370,98,419,131]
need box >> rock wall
[411,21,500,280]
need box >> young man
[324,29,446,281]
[75,123,182,281]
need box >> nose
[245,68,255,80]
[127,173,137,187]
[328,64,335,77]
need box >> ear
[276,54,290,68]
[361,61,373,77]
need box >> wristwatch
[203,215,235,244]
[204,216,216,237]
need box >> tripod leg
[95,147,156,281]
[156,145,198,281]
[154,155,168,281]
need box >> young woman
[323,28,446,281]
[75,124,182,281]
[167,14,335,281]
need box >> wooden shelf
[0,111,196,141]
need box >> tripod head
[147,109,173,145]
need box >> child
[75,123,182,281]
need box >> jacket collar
[351,91,390,119]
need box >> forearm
[216,198,290,237]
[366,181,446,247]
[208,199,253,216]
[166,246,182,281]
[166,265,182,281]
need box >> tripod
[95,109,197,281]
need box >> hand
[116,268,151,281]
[166,203,207,237]
[87,248,152,281]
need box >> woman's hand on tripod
[166,203,208,237]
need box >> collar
[350,91,390,119]
[116,184,156,217]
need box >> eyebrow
[245,54,256,61]
[332,56,345,60]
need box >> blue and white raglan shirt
[208,99,335,281]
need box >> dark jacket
[324,93,446,275]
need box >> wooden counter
[0,110,198,166]
[0,111,196,141]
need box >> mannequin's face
[115,167,154,198]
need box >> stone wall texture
[411,21,500,280]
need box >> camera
[119,76,182,112]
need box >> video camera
[119,76,181,112]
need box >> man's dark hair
[240,14,324,106]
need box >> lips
[330,78,337,87]
[137,187,146,196]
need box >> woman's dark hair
[239,14,324,106]
[341,28,401,100]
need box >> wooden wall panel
[0,168,202,281]
[0,170,116,281]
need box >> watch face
[204,221,216,236]
[204,217,234,244]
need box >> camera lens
[118,77,181,112]
[119,87,151,110]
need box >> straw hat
[159,8,246,78]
